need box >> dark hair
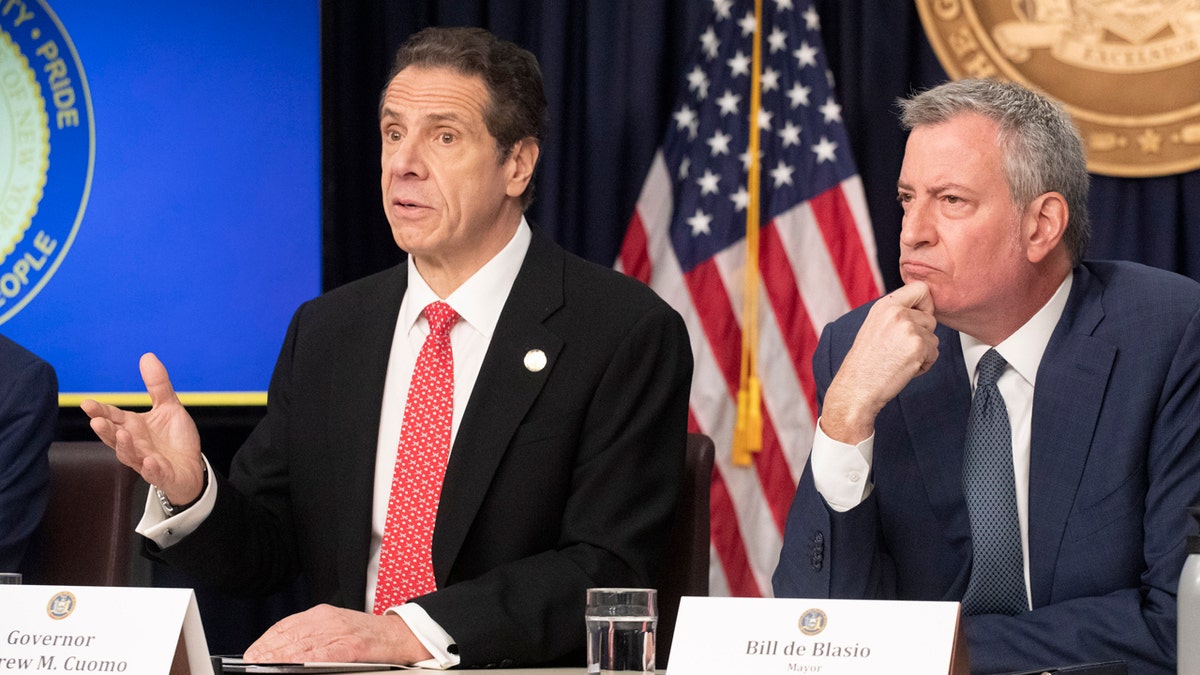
[898,79,1091,265]
[383,27,548,210]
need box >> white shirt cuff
[135,455,217,548]
[389,603,460,669]
[810,418,874,512]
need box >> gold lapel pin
[523,349,547,373]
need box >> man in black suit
[82,27,692,668]
[0,335,57,574]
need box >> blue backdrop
[0,1,321,399]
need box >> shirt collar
[401,218,532,337]
[960,271,1073,390]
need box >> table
[373,670,665,674]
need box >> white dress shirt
[810,273,1073,609]
[137,219,532,669]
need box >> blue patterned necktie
[961,349,1028,616]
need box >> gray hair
[897,79,1090,264]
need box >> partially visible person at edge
[82,26,692,669]
[773,78,1200,674]
[0,334,57,575]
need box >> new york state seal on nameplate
[916,0,1200,177]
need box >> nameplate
[667,596,966,674]
[0,585,212,674]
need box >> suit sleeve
[146,305,306,595]
[0,355,57,572]
[772,320,897,601]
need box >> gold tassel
[733,0,764,467]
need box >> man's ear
[1024,191,1068,264]
[505,139,540,199]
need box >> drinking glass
[586,587,657,673]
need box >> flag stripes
[617,0,882,598]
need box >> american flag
[617,0,882,597]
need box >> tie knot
[976,349,1007,387]
[424,301,459,337]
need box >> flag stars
[687,208,714,236]
[740,148,763,172]
[761,66,781,93]
[700,26,720,60]
[687,66,710,100]
[730,186,750,212]
[697,169,722,195]
[728,50,751,77]
[778,120,802,147]
[712,0,733,20]
[674,104,700,139]
[677,156,692,181]
[738,11,757,37]
[812,135,838,163]
[716,89,742,116]
[757,108,774,131]
[793,41,819,68]
[775,0,795,10]
[707,130,733,156]
[819,96,843,124]
[804,6,820,30]
[767,27,788,53]
[786,82,812,108]
[770,161,796,188]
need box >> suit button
[810,530,825,571]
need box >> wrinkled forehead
[379,65,492,124]
[899,115,1010,190]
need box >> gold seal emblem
[916,0,1200,177]
[46,591,77,620]
[798,608,828,636]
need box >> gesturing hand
[80,352,205,505]
[820,282,939,444]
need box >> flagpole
[733,0,764,467]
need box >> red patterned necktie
[373,301,459,614]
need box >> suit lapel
[898,327,974,555]
[329,265,408,609]
[1027,266,1114,608]
[431,232,565,582]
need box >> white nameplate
[0,585,213,674]
[667,596,966,674]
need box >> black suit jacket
[154,230,693,667]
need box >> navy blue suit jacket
[773,261,1200,674]
[150,230,693,667]
[0,335,57,573]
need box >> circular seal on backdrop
[46,590,77,620]
[797,608,828,636]
[0,0,92,325]
[915,0,1200,177]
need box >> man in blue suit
[0,335,57,574]
[773,78,1200,674]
